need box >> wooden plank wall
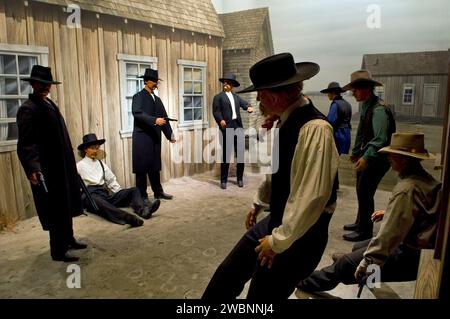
[376,75,447,120]
[0,0,223,221]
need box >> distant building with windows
[362,50,450,123]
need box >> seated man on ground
[297,132,441,293]
[77,133,160,227]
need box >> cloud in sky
[212,0,450,91]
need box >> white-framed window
[0,44,48,152]
[402,83,415,105]
[117,54,158,138]
[374,86,384,100]
[177,60,207,129]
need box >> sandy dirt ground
[1,170,415,299]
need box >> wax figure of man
[77,133,161,227]
[17,65,86,262]
[202,53,338,300]
[298,133,441,293]
[131,68,176,201]
[212,74,253,189]
[343,70,396,242]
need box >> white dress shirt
[225,91,237,120]
[77,157,122,193]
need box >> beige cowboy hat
[378,132,435,160]
[342,69,382,91]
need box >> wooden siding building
[362,50,450,123]
[219,8,274,129]
[0,0,225,222]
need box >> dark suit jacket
[131,89,173,173]
[212,91,249,128]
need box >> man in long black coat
[132,68,176,201]
[16,65,86,262]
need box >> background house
[0,0,225,222]
[219,7,274,129]
[362,50,450,123]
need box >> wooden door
[422,84,439,117]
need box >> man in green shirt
[342,70,396,242]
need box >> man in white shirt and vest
[212,74,253,189]
[202,53,339,300]
[77,134,160,227]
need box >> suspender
[98,159,106,183]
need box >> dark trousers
[84,186,144,225]
[354,160,390,235]
[300,239,421,292]
[136,171,164,198]
[48,205,74,258]
[220,122,245,183]
[202,213,332,300]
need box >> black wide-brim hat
[77,133,106,150]
[138,68,161,82]
[21,65,61,84]
[320,81,344,93]
[238,53,319,93]
[219,73,240,87]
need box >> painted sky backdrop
[212,0,450,91]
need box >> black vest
[362,96,396,150]
[269,101,337,229]
[334,96,352,129]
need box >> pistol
[37,173,49,194]
[357,274,367,298]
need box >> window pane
[184,67,192,81]
[0,123,8,141]
[184,97,192,109]
[6,99,20,117]
[184,81,193,94]
[7,122,17,140]
[127,80,139,95]
[184,109,193,121]
[0,77,19,95]
[193,68,202,81]
[194,108,202,120]
[140,64,151,72]
[18,56,37,75]
[0,99,7,118]
[0,55,16,74]
[193,82,202,94]
[20,80,32,95]
[126,63,139,77]
[193,96,202,108]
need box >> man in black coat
[212,74,253,189]
[132,68,176,201]
[16,65,86,262]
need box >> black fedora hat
[138,68,161,82]
[219,73,240,87]
[77,133,106,151]
[238,53,319,93]
[320,82,344,94]
[21,65,61,84]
